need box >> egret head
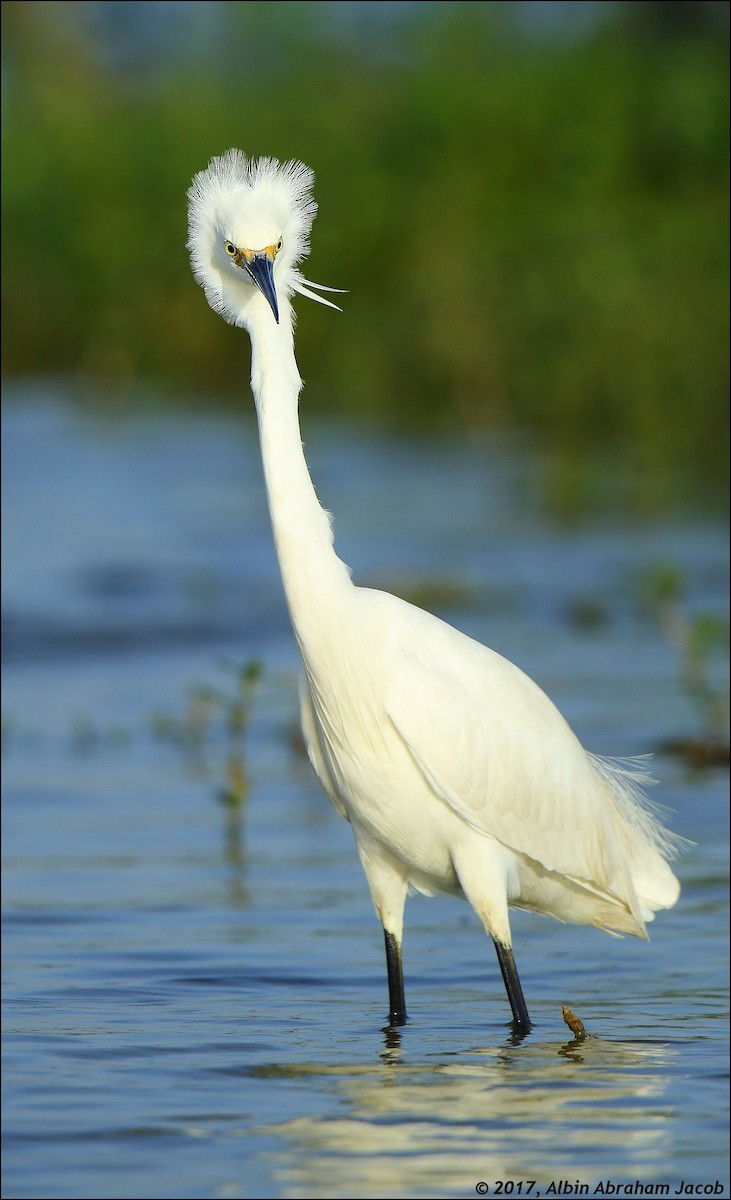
[187,149,339,329]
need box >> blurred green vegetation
[2,1,729,507]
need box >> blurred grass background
[2,0,728,511]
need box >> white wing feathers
[380,594,680,931]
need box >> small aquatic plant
[637,564,729,767]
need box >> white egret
[187,150,682,1031]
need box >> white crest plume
[187,149,342,326]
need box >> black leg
[493,939,532,1031]
[384,929,407,1025]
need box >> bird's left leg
[355,834,409,1025]
[492,939,531,1031]
[383,927,406,1026]
[453,840,532,1032]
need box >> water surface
[2,394,728,1199]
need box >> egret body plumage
[187,150,681,1031]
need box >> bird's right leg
[355,835,409,1026]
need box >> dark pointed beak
[243,251,279,324]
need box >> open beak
[243,251,279,324]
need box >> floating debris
[561,1004,589,1039]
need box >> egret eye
[275,238,283,253]
[225,241,237,257]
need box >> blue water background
[2,393,728,1199]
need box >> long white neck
[247,296,352,657]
